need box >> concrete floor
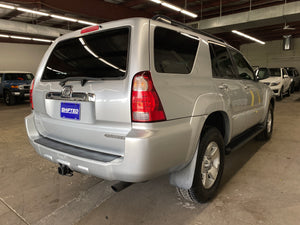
[0,93,300,225]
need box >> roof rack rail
[152,15,225,43]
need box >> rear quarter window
[154,27,199,74]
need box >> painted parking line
[33,180,115,225]
[0,197,30,225]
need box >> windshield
[42,27,129,80]
[269,68,281,77]
[5,73,34,81]
[256,68,269,79]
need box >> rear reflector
[80,25,100,34]
[131,71,166,122]
[30,79,35,110]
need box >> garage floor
[1,93,300,225]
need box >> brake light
[30,79,35,110]
[80,25,100,34]
[131,71,166,122]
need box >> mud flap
[169,144,198,189]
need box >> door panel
[229,49,264,127]
[209,43,249,137]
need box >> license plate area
[60,102,80,120]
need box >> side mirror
[284,75,289,79]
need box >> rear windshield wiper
[59,77,98,87]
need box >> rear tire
[287,86,291,97]
[291,82,295,93]
[256,104,274,141]
[4,91,16,106]
[177,127,225,203]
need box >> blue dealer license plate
[60,102,80,120]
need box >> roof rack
[152,15,225,43]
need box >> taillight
[30,79,35,110]
[131,71,166,122]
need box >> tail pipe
[111,182,132,192]
[58,164,73,177]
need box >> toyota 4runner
[25,16,275,203]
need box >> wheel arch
[170,110,230,190]
[200,111,230,145]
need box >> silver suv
[25,16,274,203]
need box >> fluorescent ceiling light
[150,0,197,18]
[0,3,15,9]
[1,4,97,28]
[181,9,197,18]
[232,30,265,45]
[150,0,162,3]
[11,35,31,40]
[32,38,53,43]
[51,14,77,22]
[0,34,9,38]
[162,2,181,12]
[17,7,49,16]
[0,34,53,43]
[78,20,97,26]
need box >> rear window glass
[4,73,33,80]
[154,27,199,74]
[42,28,129,80]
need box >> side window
[0,74,2,83]
[283,69,288,76]
[209,43,235,79]
[294,70,299,77]
[154,27,199,74]
[230,49,255,80]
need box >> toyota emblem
[61,85,73,98]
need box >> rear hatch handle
[59,77,92,87]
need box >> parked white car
[256,67,292,100]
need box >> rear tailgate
[32,21,149,157]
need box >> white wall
[240,37,300,72]
[0,42,49,75]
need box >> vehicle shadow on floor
[220,139,265,189]
[0,99,30,109]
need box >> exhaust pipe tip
[111,182,132,192]
[58,164,73,177]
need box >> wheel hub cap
[201,141,220,189]
[267,110,272,133]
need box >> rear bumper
[25,113,203,182]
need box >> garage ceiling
[0,0,300,47]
